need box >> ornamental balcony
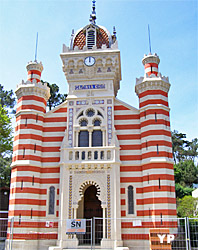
[60,146,120,164]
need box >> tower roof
[69,0,117,50]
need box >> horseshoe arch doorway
[77,185,103,245]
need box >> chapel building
[7,2,177,250]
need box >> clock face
[84,56,95,66]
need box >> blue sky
[0,0,197,140]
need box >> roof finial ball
[89,0,96,24]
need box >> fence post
[185,217,191,250]
[9,217,14,250]
[91,219,92,250]
[187,217,191,250]
[93,217,95,250]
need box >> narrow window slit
[21,180,23,190]
[31,208,33,219]
[19,214,21,225]
[155,112,157,122]
[36,114,38,123]
[157,144,159,155]
[144,111,146,119]
[159,178,161,189]
[32,176,34,186]
[23,148,25,158]
[25,118,27,127]
[34,144,36,153]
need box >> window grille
[87,29,95,49]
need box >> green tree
[0,156,12,188]
[172,130,189,163]
[0,105,13,188]
[175,183,194,199]
[45,82,67,110]
[0,105,13,156]
[172,130,198,163]
[177,196,198,218]
[174,160,198,188]
[0,84,16,111]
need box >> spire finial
[34,32,38,62]
[148,24,152,54]
[89,0,96,24]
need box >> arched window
[80,119,88,126]
[92,130,103,147]
[49,186,55,215]
[128,185,134,214]
[94,119,101,126]
[79,131,89,147]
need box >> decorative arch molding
[79,180,100,198]
[72,174,107,205]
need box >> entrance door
[80,185,103,245]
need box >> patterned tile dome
[72,25,111,50]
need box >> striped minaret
[135,53,177,220]
[27,61,43,83]
[7,61,50,249]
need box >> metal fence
[1,217,198,250]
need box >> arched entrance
[78,185,103,245]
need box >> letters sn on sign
[66,219,86,234]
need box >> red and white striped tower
[135,53,177,221]
[8,61,50,249]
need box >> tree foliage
[0,156,12,188]
[177,196,198,218]
[172,130,198,163]
[0,84,15,111]
[0,105,13,188]
[174,160,198,188]
[45,82,67,110]
[172,130,198,207]
[0,105,13,157]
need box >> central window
[77,109,103,147]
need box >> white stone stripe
[17,99,46,109]
[139,94,168,103]
[27,73,41,79]
[116,129,140,134]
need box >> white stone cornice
[15,80,50,101]
[135,77,170,96]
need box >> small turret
[142,53,160,77]
[26,61,43,83]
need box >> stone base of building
[5,239,57,250]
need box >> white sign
[66,219,86,234]
[45,221,54,228]
[133,220,142,227]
